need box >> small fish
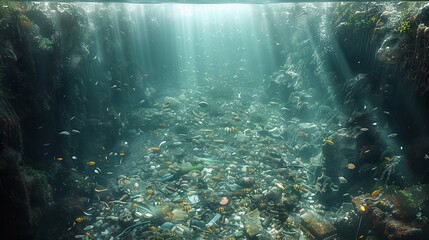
[182,205,192,211]
[324,139,334,145]
[364,150,371,154]
[56,157,64,161]
[59,131,70,136]
[383,111,390,115]
[87,161,96,166]
[139,99,146,104]
[198,101,209,107]
[371,189,381,196]
[297,131,308,137]
[82,211,92,216]
[242,188,252,194]
[384,156,391,161]
[425,154,429,160]
[119,152,126,157]
[72,156,77,160]
[372,122,378,126]
[387,133,397,138]
[148,226,157,231]
[148,147,161,151]
[360,128,369,131]
[83,225,94,231]
[42,143,51,147]
[158,141,167,148]
[71,129,80,134]
[359,205,366,212]
[94,188,108,193]
[275,182,285,190]
[338,176,348,184]
[293,184,301,191]
[345,163,356,170]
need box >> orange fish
[87,161,96,166]
[56,157,64,161]
[297,131,308,137]
[345,163,356,170]
[371,189,381,196]
[148,147,161,151]
[119,152,126,157]
[324,139,334,145]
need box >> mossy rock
[23,167,49,187]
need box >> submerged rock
[352,184,429,239]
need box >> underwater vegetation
[39,37,54,52]
[398,20,411,34]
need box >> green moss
[24,167,50,186]
[398,20,411,34]
[346,14,378,29]
[40,37,54,52]
[0,0,14,19]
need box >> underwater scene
[1,1,429,239]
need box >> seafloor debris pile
[66,69,429,239]
[68,78,331,239]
